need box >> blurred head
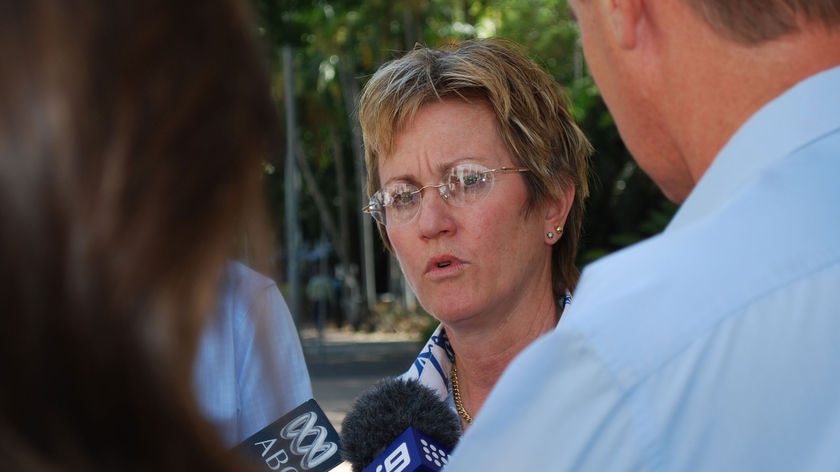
[359,38,592,298]
[0,0,274,469]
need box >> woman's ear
[544,187,575,244]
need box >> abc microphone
[234,398,344,471]
[340,377,461,472]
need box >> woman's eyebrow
[382,157,487,185]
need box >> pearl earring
[547,231,555,239]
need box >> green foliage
[565,76,676,265]
[255,0,677,301]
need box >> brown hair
[683,0,840,43]
[0,0,274,469]
[359,38,592,296]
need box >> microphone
[233,398,344,472]
[340,377,461,472]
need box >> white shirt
[446,66,840,471]
[193,261,313,447]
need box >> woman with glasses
[358,38,592,432]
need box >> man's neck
[662,24,840,188]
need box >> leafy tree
[253,0,676,328]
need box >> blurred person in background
[358,38,592,432]
[193,260,313,447]
[0,0,279,469]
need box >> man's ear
[610,0,643,49]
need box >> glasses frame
[362,165,530,226]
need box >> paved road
[300,328,421,472]
[301,328,421,431]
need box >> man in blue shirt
[447,1,840,470]
[193,261,313,447]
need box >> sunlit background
[253,0,676,337]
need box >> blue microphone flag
[362,426,451,472]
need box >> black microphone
[340,377,461,472]
[234,398,344,471]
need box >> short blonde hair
[359,38,592,295]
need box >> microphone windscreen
[340,377,461,471]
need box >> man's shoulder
[558,231,712,382]
[216,261,286,328]
[224,261,278,296]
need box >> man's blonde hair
[684,0,840,43]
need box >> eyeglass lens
[367,163,516,226]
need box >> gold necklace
[451,362,472,424]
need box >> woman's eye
[450,164,488,189]
[392,191,418,209]
[461,172,482,187]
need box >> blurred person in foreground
[193,260,313,447]
[359,38,592,432]
[0,0,279,470]
[447,0,840,470]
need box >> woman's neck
[445,295,559,427]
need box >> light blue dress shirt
[446,66,840,470]
[193,261,313,447]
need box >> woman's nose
[415,185,456,238]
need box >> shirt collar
[667,65,840,232]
